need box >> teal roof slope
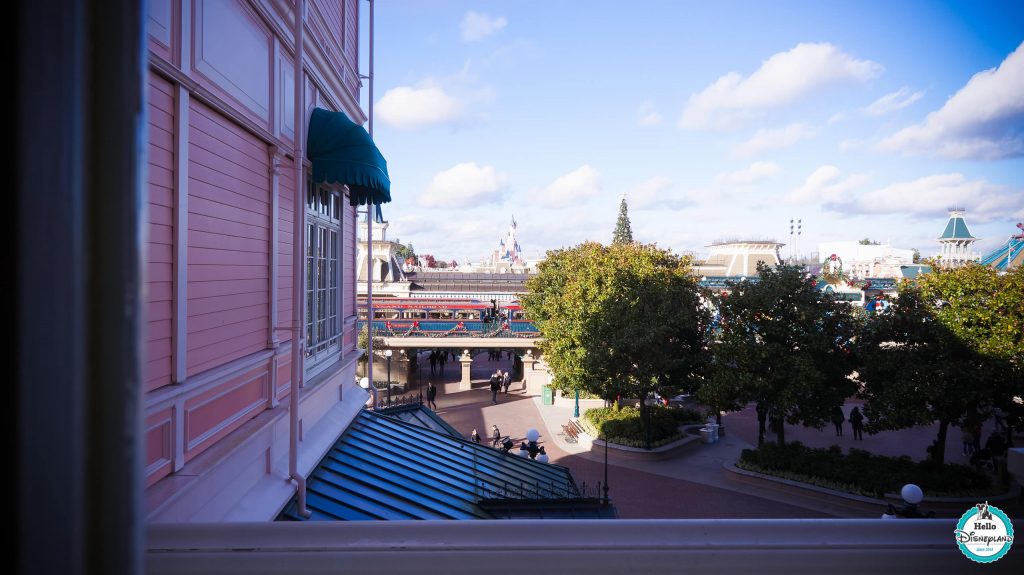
[938,216,975,240]
[278,409,610,521]
[380,402,462,438]
[980,237,1024,271]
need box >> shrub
[580,405,703,448]
[738,442,995,498]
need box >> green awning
[306,107,391,206]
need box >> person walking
[491,424,501,447]
[490,373,500,404]
[438,352,446,375]
[831,406,845,437]
[429,351,437,375]
[849,406,865,440]
[502,370,511,394]
[470,429,481,444]
[426,381,437,410]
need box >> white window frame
[304,180,343,370]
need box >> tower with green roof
[937,208,979,267]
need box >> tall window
[305,181,342,365]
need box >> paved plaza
[393,351,1015,519]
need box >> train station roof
[277,409,612,521]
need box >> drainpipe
[289,0,311,518]
[365,0,375,403]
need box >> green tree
[708,264,859,446]
[612,197,633,245]
[859,238,881,245]
[522,242,709,448]
[395,242,417,264]
[912,248,921,264]
[855,283,1011,464]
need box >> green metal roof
[379,402,462,438]
[306,108,391,206]
[278,409,611,521]
[938,215,975,240]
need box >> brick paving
[405,353,836,519]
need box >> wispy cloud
[862,87,923,116]
[628,176,676,209]
[716,161,782,186]
[376,84,462,129]
[733,123,816,157]
[879,41,1024,160]
[786,165,870,204]
[461,11,507,42]
[679,43,882,130]
[823,173,1023,221]
[540,165,602,208]
[636,101,664,126]
[419,162,508,208]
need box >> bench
[561,420,584,443]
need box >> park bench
[561,419,584,443]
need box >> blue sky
[361,1,1024,264]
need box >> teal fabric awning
[306,107,391,206]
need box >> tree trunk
[775,416,786,447]
[932,420,949,465]
[756,404,767,446]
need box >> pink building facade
[143,0,373,521]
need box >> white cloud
[823,173,1023,221]
[376,84,462,129]
[419,162,508,208]
[716,161,782,186]
[733,123,816,157]
[862,87,923,116]
[461,11,507,42]
[786,165,870,204]
[636,101,664,126]
[540,165,602,208]
[679,43,882,130]
[879,42,1024,159]
[628,176,675,209]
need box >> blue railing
[358,319,539,338]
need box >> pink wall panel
[277,156,295,343]
[145,407,174,487]
[146,71,177,393]
[184,369,269,460]
[276,357,291,399]
[192,0,272,127]
[186,98,270,378]
[344,0,359,94]
[147,0,174,63]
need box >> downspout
[365,0,375,405]
[289,0,311,518]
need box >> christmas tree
[612,196,633,244]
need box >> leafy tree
[395,242,417,264]
[422,254,437,268]
[859,238,881,245]
[858,264,1024,463]
[522,242,710,448]
[612,197,634,245]
[708,264,859,446]
[855,284,1012,464]
[912,248,921,264]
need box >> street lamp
[573,388,580,418]
[516,428,547,460]
[384,349,393,404]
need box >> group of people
[486,349,513,361]
[468,424,505,448]
[428,350,456,375]
[490,370,512,403]
[830,405,865,440]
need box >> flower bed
[737,442,997,498]
[580,405,704,449]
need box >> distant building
[817,242,915,279]
[694,240,784,278]
[936,208,980,267]
[980,222,1024,271]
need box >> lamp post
[384,349,393,404]
[573,388,580,418]
[516,428,546,461]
